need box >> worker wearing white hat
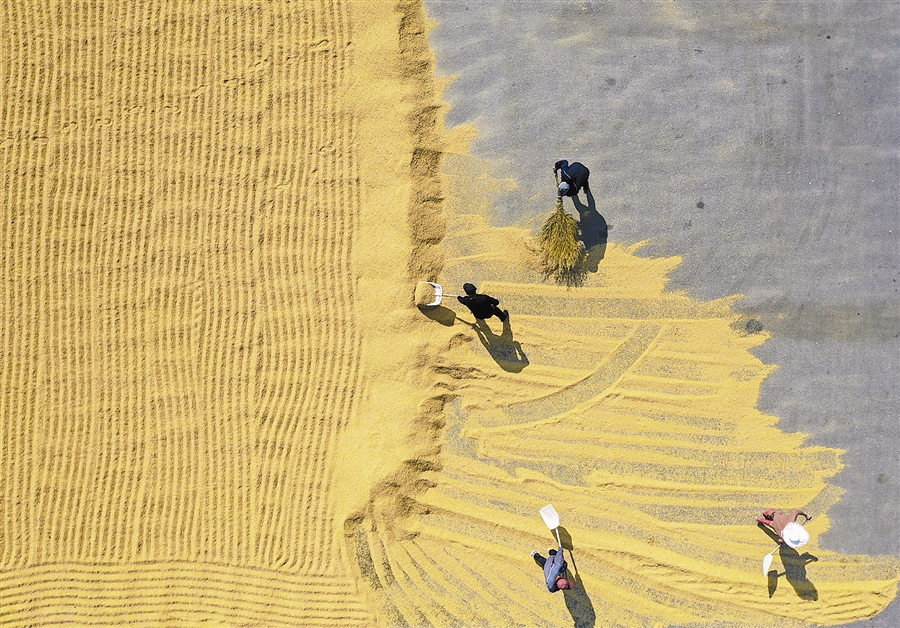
[758,508,812,546]
[553,160,590,198]
[781,521,811,548]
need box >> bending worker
[457,283,508,322]
[553,159,590,197]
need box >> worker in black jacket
[457,283,508,322]
[553,160,590,197]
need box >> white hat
[558,182,570,196]
[782,522,809,548]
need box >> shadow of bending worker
[472,317,529,373]
[557,526,597,628]
[571,188,607,273]
[780,546,819,600]
[419,304,528,373]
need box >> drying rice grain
[415,282,437,306]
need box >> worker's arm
[791,509,811,522]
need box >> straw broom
[538,173,584,282]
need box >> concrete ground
[425,1,898,625]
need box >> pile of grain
[414,281,438,306]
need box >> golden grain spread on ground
[415,282,438,307]
[1,1,897,627]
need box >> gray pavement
[425,1,899,624]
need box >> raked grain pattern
[0,1,377,624]
[349,155,900,626]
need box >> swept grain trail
[350,157,900,625]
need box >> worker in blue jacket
[531,546,573,592]
[553,160,590,197]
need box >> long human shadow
[419,305,529,372]
[472,318,529,372]
[766,548,819,600]
[557,526,596,628]
[779,546,819,600]
[758,523,819,600]
[570,187,608,273]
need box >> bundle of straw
[538,176,584,282]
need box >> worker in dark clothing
[457,283,508,322]
[553,160,590,197]
[531,546,573,592]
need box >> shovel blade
[425,282,442,306]
[763,550,776,575]
[540,504,560,530]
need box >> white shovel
[762,546,780,576]
[415,281,461,307]
[540,504,563,547]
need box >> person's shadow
[777,546,819,600]
[571,187,608,273]
[758,523,819,600]
[557,527,596,628]
[471,318,529,372]
[418,306,529,372]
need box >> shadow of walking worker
[766,546,819,600]
[571,188,608,273]
[556,526,596,628]
[472,318,529,373]
[781,546,819,600]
